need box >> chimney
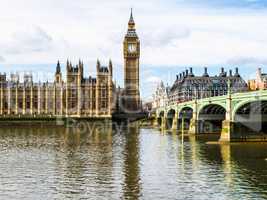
[176,75,179,80]
[182,72,185,78]
[220,67,227,77]
[203,67,209,77]
[185,69,188,77]
[189,67,194,77]
[234,67,240,77]
[229,69,232,76]
[179,73,182,79]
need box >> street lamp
[181,110,186,146]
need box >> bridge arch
[233,100,267,136]
[178,106,193,131]
[198,103,226,134]
[156,110,165,127]
[197,102,226,116]
[178,104,194,111]
[166,109,176,129]
[232,97,267,119]
[156,109,165,118]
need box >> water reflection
[122,126,141,199]
[1,126,267,199]
[220,144,233,187]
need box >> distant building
[248,68,267,90]
[143,101,152,113]
[169,67,248,104]
[152,81,170,109]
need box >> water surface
[0,125,267,199]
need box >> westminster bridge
[156,90,267,142]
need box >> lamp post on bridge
[227,79,232,97]
[181,110,185,146]
[220,79,233,142]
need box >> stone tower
[55,60,62,84]
[66,60,83,115]
[123,9,140,112]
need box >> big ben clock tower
[123,9,140,112]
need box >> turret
[96,59,100,72]
[109,59,113,76]
[55,61,62,84]
[56,60,61,74]
[66,60,71,72]
[78,59,83,77]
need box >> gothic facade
[152,81,170,110]
[0,10,141,118]
[0,60,113,117]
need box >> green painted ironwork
[156,90,267,122]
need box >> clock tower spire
[128,8,135,29]
[123,9,140,112]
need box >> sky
[0,0,267,100]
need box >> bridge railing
[156,90,267,112]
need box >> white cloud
[2,26,53,55]
[142,26,191,47]
[145,75,161,84]
[0,0,267,99]
[0,0,266,68]
[227,57,267,66]
[0,56,5,62]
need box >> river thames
[0,125,267,199]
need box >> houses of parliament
[0,10,141,118]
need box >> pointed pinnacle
[129,8,134,24]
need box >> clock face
[128,43,136,53]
